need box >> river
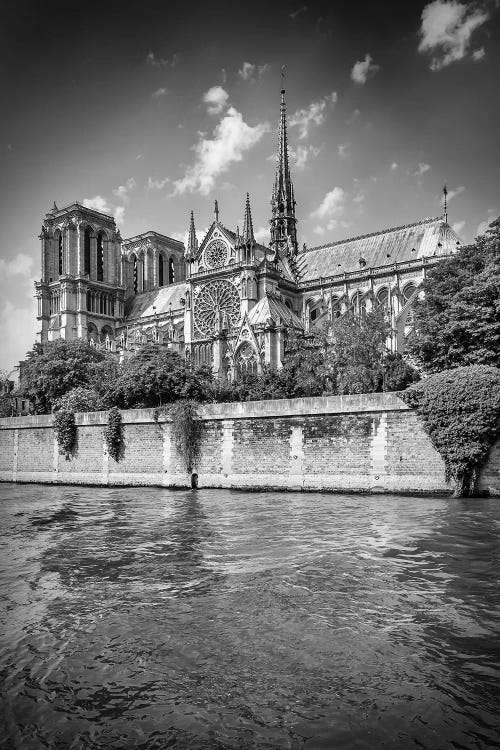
[0,483,499,749]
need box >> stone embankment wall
[0,393,499,495]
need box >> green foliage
[54,410,77,459]
[53,386,103,413]
[382,353,420,392]
[169,400,201,473]
[401,365,500,497]
[0,398,12,418]
[104,407,124,462]
[407,217,500,374]
[109,345,213,409]
[22,339,108,414]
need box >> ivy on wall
[401,365,500,497]
[169,400,201,473]
[104,407,124,462]
[54,410,77,459]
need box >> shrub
[54,410,77,459]
[53,386,103,413]
[104,407,123,462]
[400,365,500,497]
[169,400,200,473]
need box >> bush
[104,407,124,462]
[53,386,103,413]
[400,365,500,497]
[54,410,77,459]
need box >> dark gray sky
[1,0,499,371]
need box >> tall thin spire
[270,86,297,263]
[443,184,448,224]
[214,199,219,223]
[186,210,198,259]
[242,193,255,243]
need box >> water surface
[1,483,499,749]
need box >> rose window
[204,239,228,269]
[193,279,240,337]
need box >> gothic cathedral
[35,89,462,378]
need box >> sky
[0,0,499,374]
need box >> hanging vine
[104,407,124,462]
[54,410,77,459]
[169,400,201,473]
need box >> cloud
[146,51,179,68]
[337,143,349,159]
[289,92,337,140]
[83,196,124,224]
[418,1,489,70]
[452,220,465,234]
[391,162,398,170]
[238,62,270,81]
[290,144,322,169]
[472,47,486,61]
[0,252,34,277]
[113,177,136,202]
[290,5,307,20]
[413,162,431,176]
[254,226,270,245]
[351,54,379,84]
[147,176,170,190]
[311,187,345,220]
[152,88,168,99]
[203,86,229,115]
[0,297,38,372]
[476,213,496,237]
[353,193,365,204]
[446,185,465,201]
[221,68,227,84]
[172,107,270,196]
[347,109,360,124]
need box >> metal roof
[125,283,187,320]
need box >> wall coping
[0,392,409,429]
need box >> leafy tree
[109,345,213,408]
[53,386,103,413]
[382,353,420,392]
[401,365,500,497]
[407,217,500,374]
[21,340,108,414]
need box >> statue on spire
[269,85,298,264]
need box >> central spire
[270,87,297,263]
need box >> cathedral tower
[269,88,298,263]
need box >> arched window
[403,283,417,304]
[235,342,258,380]
[169,257,175,284]
[56,232,63,275]
[131,254,138,294]
[377,288,389,309]
[159,254,164,287]
[330,296,341,319]
[351,291,366,318]
[96,232,104,281]
[86,291,91,311]
[84,228,91,275]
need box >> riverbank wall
[1,393,499,495]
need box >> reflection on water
[1,484,500,749]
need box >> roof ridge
[302,216,444,255]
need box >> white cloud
[313,225,325,236]
[290,144,322,169]
[238,62,270,81]
[289,92,337,140]
[0,252,34,277]
[452,220,465,234]
[413,162,431,177]
[203,86,229,115]
[353,193,365,204]
[476,213,496,237]
[418,1,489,70]
[311,187,345,220]
[83,196,124,224]
[173,107,270,196]
[113,177,136,202]
[337,143,349,159]
[146,51,179,68]
[391,162,398,170]
[472,47,486,61]
[0,297,38,372]
[254,226,270,245]
[152,88,168,99]
[147,176,170,190]
[446,185,465,201]
[351,54,379,85]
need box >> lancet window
[169,257,175,284]
[97,232,105,282]
[84,228,91,275]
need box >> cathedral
[35,88,461,379]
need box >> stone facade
[34,90,462,373]
[1,394,498,496]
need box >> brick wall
[0,395,498,496]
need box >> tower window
[159,254,164,287]
[131,255,138,294]
[84,228,91,274]
[97,233,104,281]
[58,233,63,275]
[169,258,175,284]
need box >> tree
[21,340,108,414]
[407,217,500,374]
[109,345,213,408]
[53,386,104,413]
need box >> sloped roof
[297,217,461,283]
[125,283,187,320]
[248,295,303,329]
